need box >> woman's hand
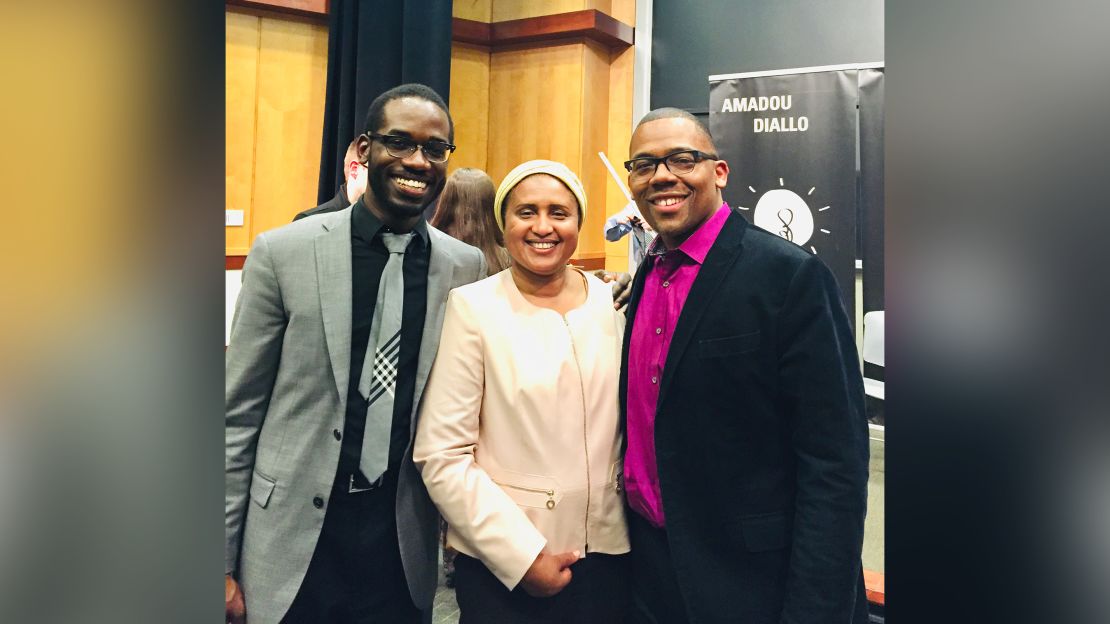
[519,550,580,597]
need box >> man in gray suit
[225,84,486,623]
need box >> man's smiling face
[627,117,729,249]
[359,97,451,225]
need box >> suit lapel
[315,210,354,406]
[658,214,747,402]
[411,227,454,434]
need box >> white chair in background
[862,311,885,401]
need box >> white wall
[225,270,242,346]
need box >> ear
[714,159,729,190]
[355,135,371,165]
[347,159,363,180]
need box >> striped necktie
[357,231,413,485]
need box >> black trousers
[282,472,423,624]
[454,551,629,624]
[626,512,689,624]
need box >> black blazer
[292,185,349,221]
[620,212,870,624]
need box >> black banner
[710,69,860,326]
[858,68,885,315]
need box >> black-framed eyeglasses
[624,150,718,180]
[367,133,456,163]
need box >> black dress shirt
[286,199,430,622]
[337,198,430,490]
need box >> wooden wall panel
[602,0,635,271]
[226,11,261,256]
[226,9,327,256]
[603,40,635,271]
[488,0,629,23]
[492,0,588,22]
[448,42,491,174]
[486,43,584,186]
[576,40,610,263]
[477,2,636,267]
[250,16,329,240]
[226,0,328,19]
[608,0,634,25]
[453,0,491,21]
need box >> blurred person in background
[430,167,512,274]
[604,200,655,274]
[293,139,367,221]
[415,160,630,623]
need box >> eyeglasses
[623,150,718,181]
[367,133,456,163]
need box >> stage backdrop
[710,64,884,327]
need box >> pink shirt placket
[623,203,731,528]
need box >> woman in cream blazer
[414,160,629,623]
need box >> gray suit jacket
[226,207,487,623]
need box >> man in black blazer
[619,108,870,624]
[293,139,367,221]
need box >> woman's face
[503,174,580,279]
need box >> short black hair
[635,107,716,151]
[363,83,454,142]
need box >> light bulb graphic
[753,188,814,245]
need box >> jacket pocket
[487,467,562,510]
[738,510,789,552]
[249,471,276,508]
[697,331,761,359]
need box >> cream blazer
[414,269,629,590]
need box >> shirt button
[333,429,342,441]
[312,496,324,509]
[662,280,670,288]
[651,376,658,384]
[655,327,662,335]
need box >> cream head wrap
[493,159,588,232]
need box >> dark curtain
[317,0,453,204]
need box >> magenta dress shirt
[624,203,732,528]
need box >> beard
[368,166,443,220]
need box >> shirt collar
[644,202,731,264]
[351,195,429,246]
